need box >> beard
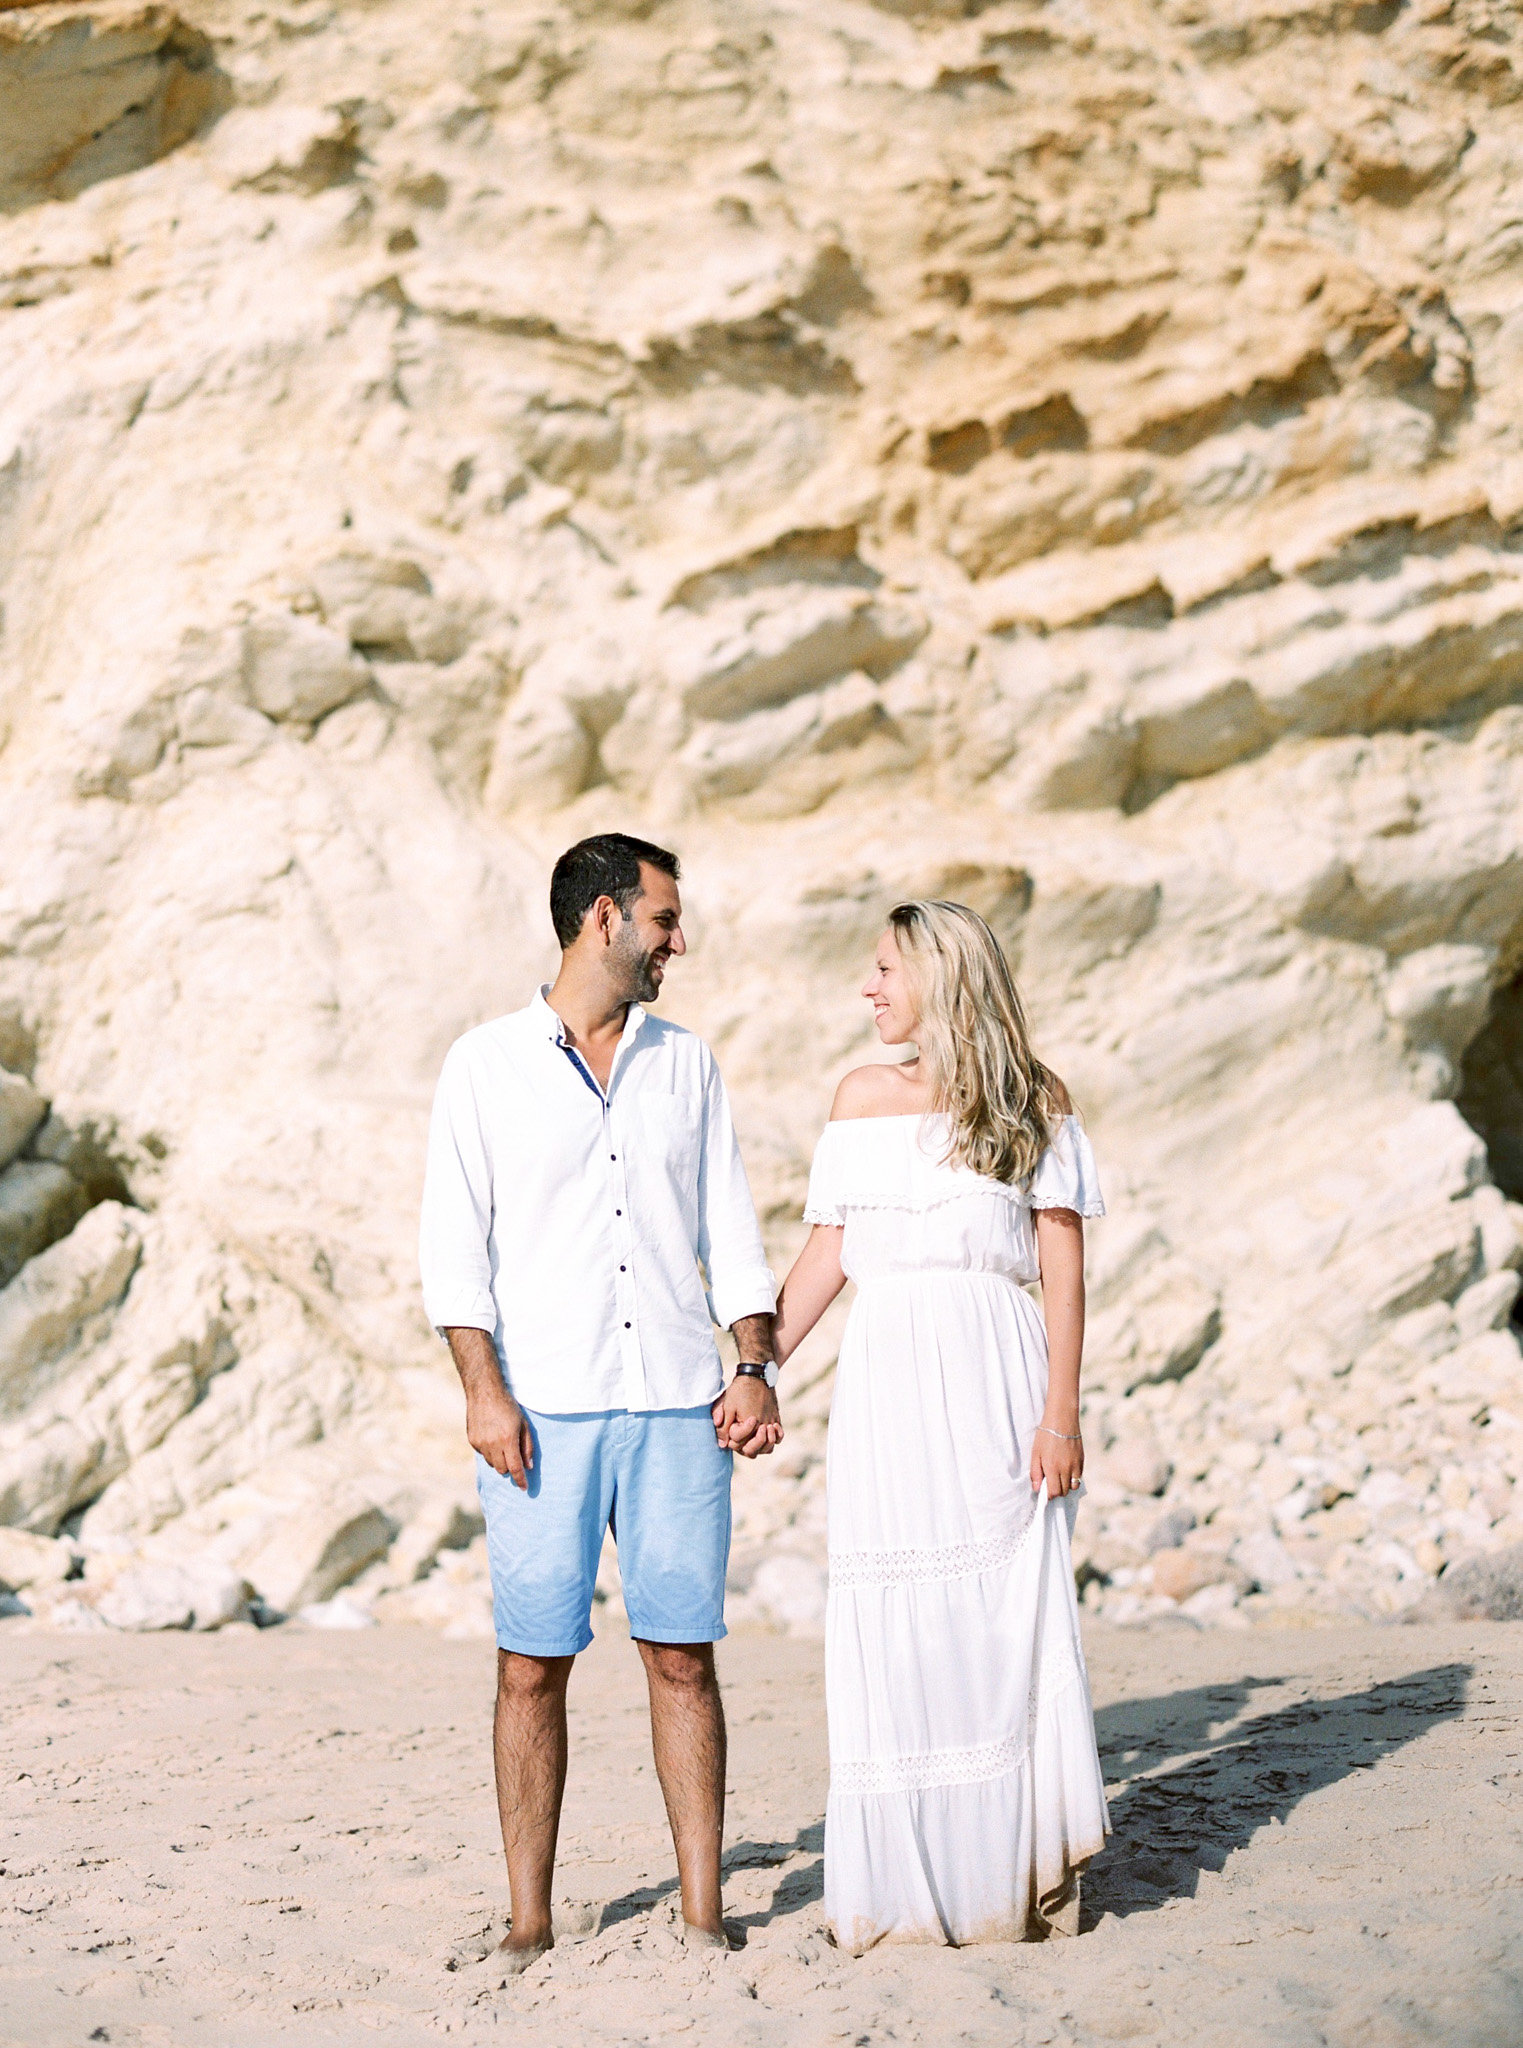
[610,915,667,1003]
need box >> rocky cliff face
[3,0,1523,1633]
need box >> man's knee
[497,1650,573,1704]
[637,1638,717,1693]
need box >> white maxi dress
[807,1112,1110,1952]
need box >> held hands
[468,1386,535,1490]
[1029,1417,1084,1499]
[712,1373,783,1457]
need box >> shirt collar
[534,985,647,1052]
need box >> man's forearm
[446,1326,511,1404]
[446,1327,535,1484]
[731,1312,775,1366]
[715,1313,783,1457]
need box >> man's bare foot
[680,1919,731,1953]
[486,1928,553,1976]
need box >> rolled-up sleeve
[419,1044,498,1337]
[695,1048,776,1328]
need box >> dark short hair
[549,833,681,949]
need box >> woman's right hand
[1030,1423,1084,1499]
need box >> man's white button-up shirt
[419,989,776,1414]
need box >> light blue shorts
[476,1406,732,1657]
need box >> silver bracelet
[1035,1424,1082,1442]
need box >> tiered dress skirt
[808,1114,1110,1950]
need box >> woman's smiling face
[862,928,920,1046]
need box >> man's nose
[668,924,687,955]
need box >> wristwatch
[735,1360,779,1389]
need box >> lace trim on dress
[828,1517,1039,1590]
[829,1667,1088,1800]
[1026,1193,1106,1218]
[817,1186,1104,1218]
[833,1731,1028,1798]
[810,1183,1033,1217]
[803,1205,845,1226]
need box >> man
[419,831,782,1970]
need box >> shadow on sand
[1085,1661,1472,1926]
[598,1821,827,1938]
[600,1663,1472,1944]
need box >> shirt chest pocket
[625,1092,702,1201]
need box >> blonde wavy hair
[888,899,1069,1186]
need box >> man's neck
[545,962,631,1056]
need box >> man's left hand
[712,1373,782,1457]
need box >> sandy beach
[3,1616,1520,2048]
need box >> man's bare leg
[637,1638,728,1945]
[491,1649,574,1970]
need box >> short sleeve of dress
[1028,1116,1105,1217]
[803,1125,847,1226]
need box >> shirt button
[619,1265,626,1273]
[624,1321,631,1329]
[615,1208,622,1216]
[610,1153,617,1161]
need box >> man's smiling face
[611,861,686,1002]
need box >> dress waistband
[853,1267,1036,1289]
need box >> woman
[773,899,1110,1952]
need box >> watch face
[765,1363,779,1389]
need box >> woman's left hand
[1030,1422,1084,1499]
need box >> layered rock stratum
[3,0,1523,1635]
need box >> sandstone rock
[1451,1270,1522,1343]
[211,104,362,199]
[1178,1582,1244,1625]
[28,1592,108,1632]
[1233,1532,1301,1593]
[240,615,373,725]
[1095,1441,1173,1500]
[0,4,228,211]
[0,1524,74,1591]
[1145,1506,1197,1556]
[0,1067,45,1171]
[1385,947,1496,1065]
[0,1162,91,1290]
[2,0,1523,1635]
[1150,1548,1225,1604]
[1430,1546,1523,1623]
[0,1201,141,1416]
[240,1496,394,1615]
[383,1497,483,1587]
[0,1219,236,1533]
[1088,1258,1222,1395]
[296,1594,376,1630]
[95,1558,248,1632]
[751,1553,828,1635]
[96,1566,191,1630]
[26,1112,131,1207]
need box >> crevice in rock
[1126,352,1339,458]
[0,1046,135,1292]
[1457,969,1523,1202]
[0,8,231,215]
[669,527,880,611]
[639,315,860,398]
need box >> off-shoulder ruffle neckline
[826,1110,940,1125]
[806,1114,1103,1220]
